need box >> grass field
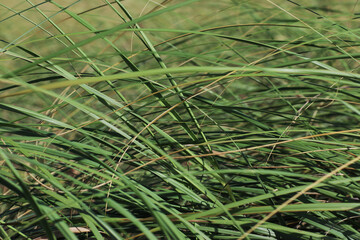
[1,0,360,239]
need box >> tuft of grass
[1,0,360,239]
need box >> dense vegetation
[1,0,360,239]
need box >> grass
[1,0,360,239]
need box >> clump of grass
[1,0,360,239]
